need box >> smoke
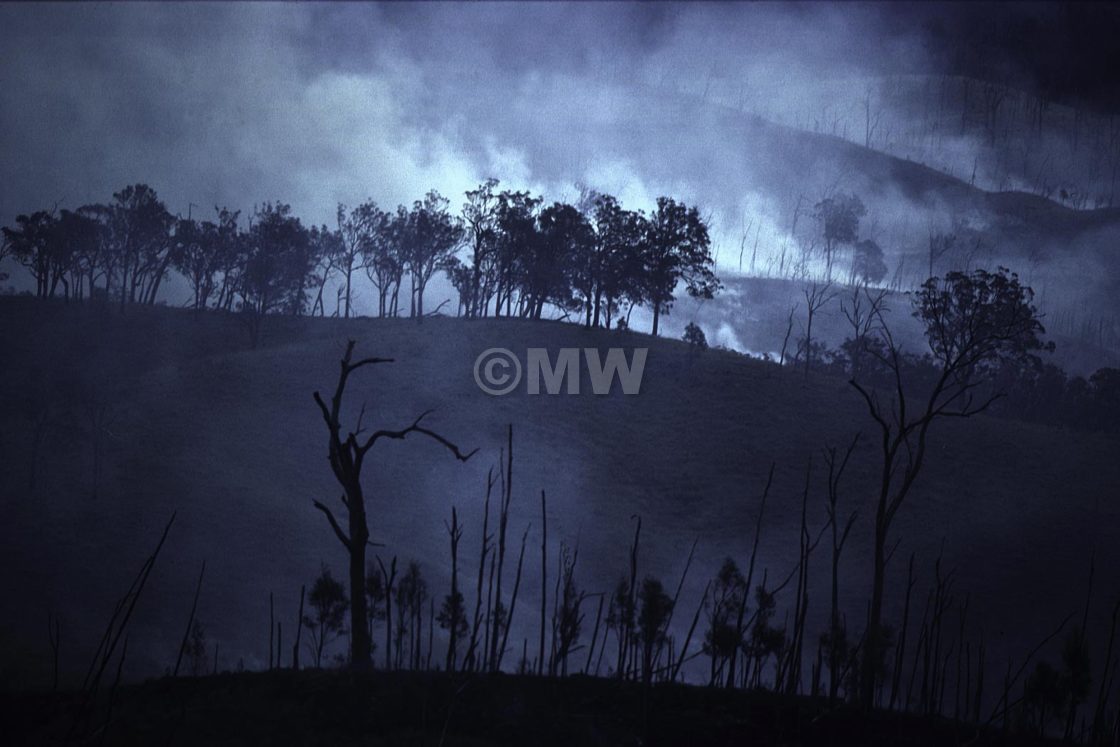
[2,2,1118,353]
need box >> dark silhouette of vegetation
[848,267,1053,709]
[683,321,708,354]
[311,340,475,671]
[303,566,348,669]
[1,180,721,339]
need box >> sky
[2,2,1118,300]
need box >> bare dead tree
[889,554,916,711]
[463,468,495,672]
[927,230,956,280]
[312,340,476,671]
[496,523,531,672]
[1092,597,1120,742]
[70,513,175,741]
[840,284,888,378]
[488,426,514,672]
[783,458,827,696]
[672,581,710,683]
[772,304,794,369]
[725,464,773,689]
[173,561,206,677]
[441,506,465,673]
[823,436,860,705]
[802,281,836,377]
[652,538,698,678]
[292,585,305,671]
[538,489,548,675]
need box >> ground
[0,298,1116,734]
[3,670,1064,746]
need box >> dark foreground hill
[0,297,1117,715]
[2,670,1064,747]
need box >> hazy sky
[2,2,1117,281]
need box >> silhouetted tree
[174,208,240,311]
[642,197,720,336]
[704,559,746,686]
[364,562,387,646]
[438,507,468,673]
[851,238,887,285]
[183,620,208,677]
[57,208,106,301]
[852,267,1052,708]
[461,178,500,318]
[3,211,66,298]
[240,203,314,345]
[550,544,586,676]
[683,322,708,353]
[335,201,382,318]
[491,189,541,318]
[109,184,175,306]
[823,435,860,705]
[307,222,344,317]
[813,193,865,281]
[637,577,673,684]
[528,202,591,319]
[0,232,10,283]
[395,562,427,669]
[801,281,837,376]
[840,283,888,378]
[589,195,645,329]
[303,565,348,668]
[312,340,475,671]
[1024,660,1066,736]
[402,191,462,318]
[357,205,399,318]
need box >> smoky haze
[1,4,1112,229]
[5,6,1120,732]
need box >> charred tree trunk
[312,340,475,672]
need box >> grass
[0,296,1118,714]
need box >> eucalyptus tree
[109,184,175,306]
[641,197,720,336]
[461,178,500,318]
[851,267,1052,708]
[402,191,463,318]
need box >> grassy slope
[1,297,1118,696]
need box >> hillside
[466,81,1120,351]
[1,298,1118,698]
[657,275,1120,377]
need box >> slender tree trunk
[863,521,887,708]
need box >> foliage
[304,566,349,668]
[683,322,708,353]
[914,267,1054,382]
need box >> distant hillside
[655,275,1120,377]
[1,299,1118,697]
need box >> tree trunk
[349,521,372,671]
[863,522,887,709]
